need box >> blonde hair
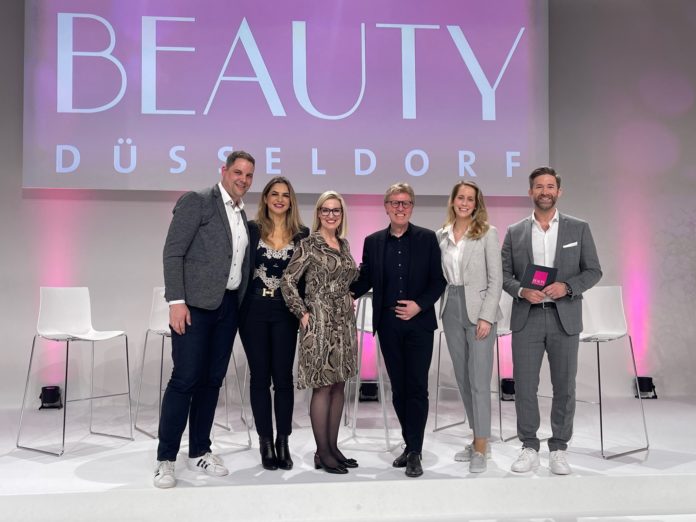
[383,182,415,205]
[444,181,490,240]
[255,176,304,240]
[312,191,348,238]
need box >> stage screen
[23,0,548,195]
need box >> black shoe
[335,454,358,468]
[259,436,278,470]
[275,435,293,470]
[393,449,409,468]
[405,452,423,478]
[337,457,358,468]
[314,453,348,474]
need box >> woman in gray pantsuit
[436,181,503,473]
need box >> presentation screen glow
[23,0,548,195]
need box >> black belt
[253,287,282,299]
[530,302,556,309]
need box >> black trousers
[377,313,434,453]
[158,290,238,461]
[239,296,299,437]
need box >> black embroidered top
[251,238,296,293]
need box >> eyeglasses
[319,207,343,217]
[386,200,413,209]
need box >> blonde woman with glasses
[436,181,503,473]
[281,191,359,474]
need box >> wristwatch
[564,282,573,297]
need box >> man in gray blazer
[154,151,255,488]
[501,166,601,475]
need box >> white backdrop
[2,0,696,411]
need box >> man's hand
[520,287,546,304]
[395,300,421,321]
[169,303,191,335]
[475,319,492,340]
[542,282,568,300]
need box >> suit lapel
[375,226,388,291]
[554,212,567,266]
[459,236,476,274]
[213,184,234,248]
[523,217,534,266]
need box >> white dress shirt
[523,209,559,300]
[440,224,471,286]
[219,182,248,291]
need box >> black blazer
[239,221,309,321]
[351,223,446,332]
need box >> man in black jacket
[352,183,446,478]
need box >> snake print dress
[280,232,359,389]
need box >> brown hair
[529,166,561,188]
[255,176,304,241]
[225,150,256,168]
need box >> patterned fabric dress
[281,232,359,389]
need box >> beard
[534,194,557,210]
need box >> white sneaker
[469,451,487,473]
[187,452,229,477]
[510,447,540,473]
[454,443,492,462]
[154,460,176,489]
[549,450,572,475]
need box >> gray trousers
[442,286,496,439]
[511,306,579,452]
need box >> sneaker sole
[154,478,176,489]
[187,462,229,477]
[511,462,540,473]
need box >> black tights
[310,381,348,467]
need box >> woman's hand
[475,319,492,340]
[301,312,310,330]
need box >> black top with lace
[251,238,295,293]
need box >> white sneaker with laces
[510,447,540,473]
[549,450,572,475]
[154,460,176,489]
[187,452,229,477]
[454,443,492,462]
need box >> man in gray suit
[154,151,255,488]
[501,166,601,475]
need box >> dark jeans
[157,290,239,461]
[377,312,434,453]
[239,296,298,437]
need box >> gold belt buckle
[262,288,275,297]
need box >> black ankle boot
[275,435,294,470]
[259,436,278,470]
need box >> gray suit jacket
[436,225,503,325]
[501,213,602,335]
[163,184,250,310]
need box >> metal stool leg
[433,330,466,433]
[16,336,40,452]
[17,336,69,457]
[598,336,649,459]
[134,330,155,437]
[88,336,134,441]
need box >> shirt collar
[531,208,559,227]
[388,222,411,239]
[218,182,244,211]
[443,223,470,244]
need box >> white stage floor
[1,391,696,521]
